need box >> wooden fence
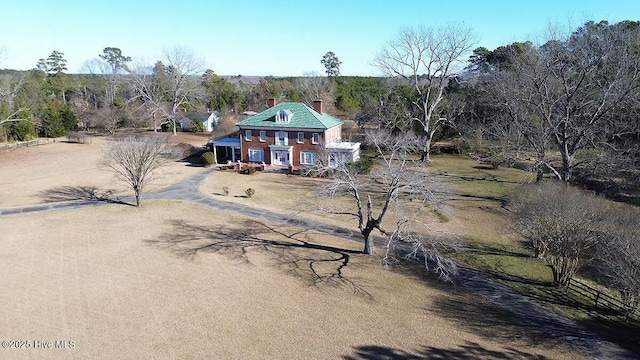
[568,278,639,322]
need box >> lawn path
[1,166,638,359]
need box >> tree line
[0,47,388,142]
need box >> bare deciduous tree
[488,22,640,181]
[373,24,477,161]
[163,46,206,135]
[0,73,30,127]
[93,107,123,135]
[128,47,205,135]
[484,46,555,180]
[127,62,171,132]
[102,136,171,207]
[296,71,335,111]
[315,130,456,281]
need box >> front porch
[207,137,241,164]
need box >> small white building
[326,142,361,167]
[202,112,219,132]
[179,111,219,132]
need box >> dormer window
[275,109,292,123]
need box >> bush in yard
[348,157,373,174]
[594,207,640,313]
[245,188,255,198]
[509,181,607,287]
[241,165,256,174]
[201,151,216,167]
[5,118,36,142]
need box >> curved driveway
[1,167,637,359]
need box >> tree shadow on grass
[38,186,132,205]
[429,291,575,351]
[435,172,522,185]
[145,218,372,299]
[456,242,550,287]
[343,342,551,360]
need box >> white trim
[311,133,320,144]
[296,132,305,144]
[244,129,252,141]
[259,130,266,142]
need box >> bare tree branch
[374,24,477,161]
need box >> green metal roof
[236,102,343,129]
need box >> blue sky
[1,0,638,76]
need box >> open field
[0,134,206,209]
[0,135,588,358]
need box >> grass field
[427,156,640,354]
[0,136,601,359]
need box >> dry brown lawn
[198,163,510,245]
[0,135,204,208]
[0,136,585,359]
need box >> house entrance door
[273,150,290,166]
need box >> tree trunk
[561,154,572,182]
[420,135,432,162]
[549,256,576,287]
[535,149,546,182]
[134,186,141,207]
[363,233,375,255]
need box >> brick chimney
[268,98,276,108]
[313,100,323,114]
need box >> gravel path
[2,166,638,359]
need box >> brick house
[236,99,360,167]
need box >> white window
[259,130,266,142]
[311,133,320,144]
[275,131,288,145]
[297,132,305,144]
[275,109,292,123]
[248,148,264,162]
[300,151,316,165]
[244,130,252,141]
